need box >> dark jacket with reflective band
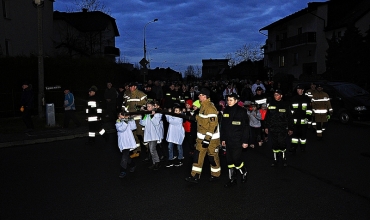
[220,104,249,146]
[265,99,294,132]
[290,94,312,124]
[86,95,102,122]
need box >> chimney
[82,8,88,13]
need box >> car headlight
[354,106,367,111]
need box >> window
[293,53,298,65]
[308,50,312,56]
[298,27,302,35]
[279,55,285,67]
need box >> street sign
[140,58,149,67]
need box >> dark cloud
[55,0,326,72]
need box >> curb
[0,128,117,149]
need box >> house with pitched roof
[53,9,120,61]
[259,0,370,79]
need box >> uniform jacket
[116,119,137,151]
[164,89,179,109]
[252,93,269,106]
[312,91,333,122]
[86,95,102,122]
[140,113,163,142]
[104,87,118,103]
[165,115,185,145]
[196,99,220,141]
[265,99,294,132]
[290,94,312,125]
[221,104,250,145]
[126,89,147,120]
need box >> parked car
[292,81,370,124]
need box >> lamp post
[33,0,45,118]
[143,18,158,60]
[142,18,158,82]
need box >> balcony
[104,46,120,57]
[280,32,316,49]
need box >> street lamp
[143,18,158,61]
[33,0,45,118]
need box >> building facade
[260,0,370,79]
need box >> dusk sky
[54,0,327,73]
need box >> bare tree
[184,65,195,78]
[225,42,264,65]
[194,65,202,78]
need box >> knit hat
[89,85,98,92]
[185,99,193,106]
[193,100,201,108]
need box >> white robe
[165,115,185,145]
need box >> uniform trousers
[191,138,221,178]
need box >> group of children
[115,100,201,178]
[116,96,268,179]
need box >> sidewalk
[0,114,117,148]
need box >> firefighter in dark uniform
[185,88,221,183]
[305,82,317,128]
[311,84,332,140]
[125,82,147,157]
[86,86,105,144]
[220,93,249,187]
[265,89,294,167]
[163,83,179,110]
[290,85,312,153]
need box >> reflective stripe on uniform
[211,167,221,173]
[292,103,298,108]
[306,110,312,115]
[127,99,140,102]
[88,116,98,121]
[291,138,299,143]
[197,132,220,140]
[198,113,218,118]
[317,130,322,133]
[300,139,307,144]
[133,115,142,120]
[313,109,328,113]
[88,101,97,107]
[99,129,105,135]
[312,98,330,102]
[89,132,95,137]
[235,162,244,169]
[192,166,202,172]
[97,108,102,113]
[86,109,89,113]
[228,164,235,168]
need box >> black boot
[271,152,278,167]
[224,168,237,187]
[149,162,161,170]
[282,152,287,167]
[239,167,248,183]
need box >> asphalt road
[1,121,370,220]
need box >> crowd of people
[19,78,332,187]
